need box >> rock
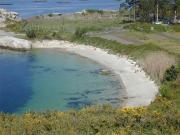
[0,8,19,20]
[0,8,20,27]
[0,36,32,50]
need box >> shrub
[163,65,178,82]
[25,28,37,38]
[85,9,104,15]
[160,85,172,99]
[48,13,53,17]
[74,27,87,38]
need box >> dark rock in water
[105,97,121,102]
[66,97,81,101]
[84,89,104,95]
[67,100,92,109]
[80,93,88,98]
[63,68,78,72]
[90,69,111,76]
[110,101,118,104]
[43,67,52,72]
[31,65,44,69]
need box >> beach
[33,40,159,106]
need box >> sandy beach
[33,40,158,107]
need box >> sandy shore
[33,40,158,107]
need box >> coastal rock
[0,8,20,27]
[0,36,32,50]
[0,8,19,20]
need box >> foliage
[133,0,180,22]
[163,65,178,82]
[138,0,156,22]
[0,102,179,135]
[74,27,87,38]
[85,9,104,15]
[25,28,37,39]
[160,84,173,99]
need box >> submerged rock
[99,69,111,75]
[0,36,32,50]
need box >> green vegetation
[163,65,178,82]
[85,9,104,15]
[74,27,87,38]
[124,22,180,33]
[0,101,180,135]
[6,12,121,40]
[25,28,37,38]
[3,11,180,134]
[125,0,180,22]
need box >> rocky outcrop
[0,8,19,20]
[0,9,30,51]
[0,36,32,50]
[0,8,20,27]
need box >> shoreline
[0,28,159,107]
[32,40,159,107]
[0,7,158,107]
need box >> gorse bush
[160,85,172,99]
[74,27,87,38]
[163,65,178,82]
[0,102,179,135]
[25,28,37,38]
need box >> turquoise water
[0,0,123,18]
[0,49,126,114]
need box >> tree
[123,0,179,22]
[173,0,180,22]
[138,0,155,22]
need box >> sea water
[0,0,123,18]
[0,49,126,114]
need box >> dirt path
[159,32,180,41]
[87,27,180,46]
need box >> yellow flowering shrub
[117,107,147,118]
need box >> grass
[3,12,180,134]
[6,12,122,40]
[139,52,176,83]
[123,22,180,33]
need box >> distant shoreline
[0,0,121,19]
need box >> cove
[0,49,126,114]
